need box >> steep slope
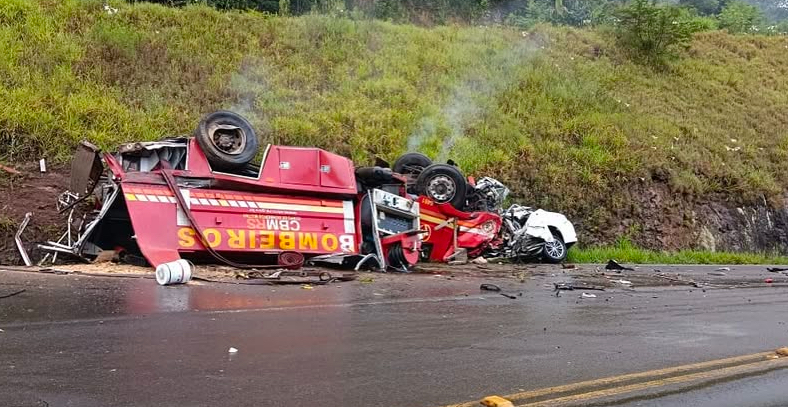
[1,0,787,253]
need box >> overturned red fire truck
[34,111,422,271]
[25,111,577,271]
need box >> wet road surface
[1,265,788,406]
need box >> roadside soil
[0,162,69,265]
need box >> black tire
[195,111,259,171]
[415,164,467,210]
[542,234,567,263]
[392,152,432,176]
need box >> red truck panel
[122,183,358,267]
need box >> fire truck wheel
[415,164,467,211]
[195,111,259,171]
[392,152,432,176]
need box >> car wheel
[542,235,567,264]
[195,111,259,171]
[415,164,467,211]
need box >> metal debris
[0,289,26,299]
[605,260,634,272]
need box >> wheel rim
[210,124,246,155]
[544,240,565,259]
[426,175,456,203]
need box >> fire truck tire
[393,152,432,176]
[415,164,467,210]
[195,111,259,171]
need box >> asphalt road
[1,265,788,407]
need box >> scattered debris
[39,158,47,173]
[103,4,118,14]
[0,164,21,175]
[553,282,605,291]
[767,267,788,273]
[612,279,632,285]
[0,289,26,299]
[581,293,597,298]
[707,271,727,276]
[654,273,701,288]
[231,269,355,285]
[93,250,117,264]
[480,283,501,292]
[765,278,774,284]
[301,284,313,290]
[15,212,33,266]
[471,257,488,265]
[716,267,731,272]
[605,260,634,272]
[359,276,375,284]
[228,347,238,354]
[480,283,519,299]
[155,260,193,286]
[561,264,577,269]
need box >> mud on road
[4,261,787,292]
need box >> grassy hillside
[2,0,788,247]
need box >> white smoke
[407,35,542,162]
[226,58,273,135]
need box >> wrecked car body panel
[418,196,502,262]
[523,209,577,245]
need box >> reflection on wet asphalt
[1,268,788,407]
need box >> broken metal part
[554,282,606,292]
[116,138,188,154]
[606,259,635,271]
[480,283,502,292]
[233,269,356,285]
[15,213,33,266]
[0,289,26,299]
[354,253,381,271]
[70,141,103,196]
[116,139,188,172]
[767,267,788,273]
[38,181,120,259]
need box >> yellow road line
[522,357,788,406]
[440,350,778,407]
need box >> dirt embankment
[589,183,788,253]
[1,161,787,266]
[0,162,69,265]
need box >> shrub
[718,1,765,34]
[614,0,703,67]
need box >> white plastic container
[155,259,193,286]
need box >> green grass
[568,239,788,265]
[2,1,788,250]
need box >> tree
[678,0,721,15]
[614,0,702,67]
[718,1,765,33]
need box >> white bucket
[155,259,193,286]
